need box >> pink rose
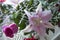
[2,23,18,38]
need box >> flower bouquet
[0,0,60,40]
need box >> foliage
[11,0,39,30]
[1,0,60,34]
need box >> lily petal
[44,22,54,28]
[32,24,46,37]
[36,3,43,17]
[41,10,52,22]
[36,2,42,13]
[22,24,32,32]
[24,10,32,18]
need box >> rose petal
[4,27,14,38]
[2,25,8,32]
[0,0,5,2]
[9,23,18,33]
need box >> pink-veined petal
[32,24,46,37]
[22,24,33,32]
[36,3,43,17]
[36,2,42,13]
[43,22,54,28]
[41,10,52,22]
[29,15,40,26]
[24,10,32,18]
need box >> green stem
[0,4,2,11]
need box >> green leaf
[19,19,26,30]
[0,20,3,23]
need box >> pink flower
[23,3,53,38]
[9,23,18,33]
[3,27,14,38]
[2,23,18,38]
[0,0,5,4]
[0,0,5,2]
